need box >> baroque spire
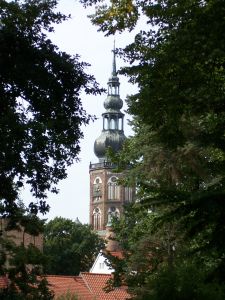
[93,44,126,162]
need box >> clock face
[110,206,116,212]
[111,176,117,183]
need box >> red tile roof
[46,273,130,299]
[45,275,93,299]
[81,272,130,300]
[0,273,130,299]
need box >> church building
[89,46,135,238]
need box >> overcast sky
[22,0,143,224]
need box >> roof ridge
[80,273,93,294]
[81,272,111,276]
[44,275,78,279]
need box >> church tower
[89,46,134,237]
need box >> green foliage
[0,0,103,298]
[110,202,225,299]
[0,207,53,298]
[44,217,104,275]
[136,263,225,300]
[0,0,102,216]
[80,0,139,35]
[0,241,54,299]
[55,290,78,300]
[110,204,179,293]
[80,0,225,298]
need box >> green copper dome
[94,131,126,161]
[104,95,123,111]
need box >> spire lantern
[107,41,120,97]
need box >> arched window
[93,177,102,202]
[108,176,120,200]
[108,84,119,95]
[107,207,120,224]
[125,187,133,202]
[103,116,109,130]
[93,208,101,230]
[110,118,116,129]
[118,117,123,130]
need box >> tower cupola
[94,44,126,162]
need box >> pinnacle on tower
[112,40,116,76]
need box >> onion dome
[104,95,123,111]
[94,131,126,161]
[94,43,126,162]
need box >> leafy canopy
[44,217,104,275]
[0,0,102,216]
[79,0,225,298]
[0,1,102,297]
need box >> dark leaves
[0,0,103,214]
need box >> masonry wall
[0,218,43,269]
[89,167,135,233]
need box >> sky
[22,0,143,224]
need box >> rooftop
[0,273,130,299]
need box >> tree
[0,243,54,300]
[109,200,225,299]
[43,217,103,275]
[0,0,102,217]
[106,202,179,297]
[0,0,102,297]
[0,209,54,299]
[79,0,225,298]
